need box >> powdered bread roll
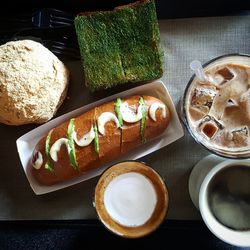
[0,40,69,125]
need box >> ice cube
[205,67,234,86]
[215,67,234,82]
[199,115,224,139]
[200,122,218,139]
[211,73,225,85]
[189,106,209,121]
[191,86,217,115]
[231,126,249,145]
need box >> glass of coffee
[93,160,168,238]
[181,54,250,158]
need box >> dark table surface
[0,1,250,249]
[1,220,247,250]
[1,0,250,18]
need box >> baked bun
[0,40,69,125]
[31,95,170,185]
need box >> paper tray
[16,80,184,195]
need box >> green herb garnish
[93,123,99,154]
[139,96,147,144]
[115,98,123,127]
[45,130,54,172]
[67,119,79,171]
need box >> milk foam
[104,172,157,227]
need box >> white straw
[190,60,208,82]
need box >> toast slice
[74,0,163,92]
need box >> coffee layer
[208,165,250,230]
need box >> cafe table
[0,1,249,249]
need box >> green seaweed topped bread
[74,0,163,92]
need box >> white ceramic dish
[188,154,226,209]
[16,80,184,195]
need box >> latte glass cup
[180,54,250,159]
[93,160,168,238]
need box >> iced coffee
[184,55,250,158]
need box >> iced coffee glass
[181,54,250,158]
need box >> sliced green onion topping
[45,130,54,172]
[139,96,147,144]
[67,119,79,171]
[115,97,123,127]
[93,123,99,154]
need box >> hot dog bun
[31,95,170,185]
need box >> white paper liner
[16,80,184,195]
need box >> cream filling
[32,151,43,169]
[149,102,166,121]
[50,138,70,162]
[97,112,120,135]
[120,102,143,123]
[73,125,95,147]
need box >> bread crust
[31,95,170,185]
